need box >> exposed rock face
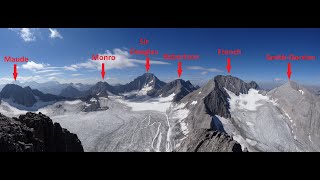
[114,73,166,93]
[148,79,197,102]
[176,129,243,152]
[1,85,37,107]
[0,112,84,152]
[175,75,259,152]
[214,75,259,95]
[178,78,216,130]
[267,81,320,151]
[204,85,231,118]
[204,75,259,118]
[81,95,109,112]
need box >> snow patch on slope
[190,101,197,105]
[299,90,304,95]
[137,83,153,96]
[225,88,276,111]
[64,100,83,105]
[117,93,175,112]
[0,101,28,117]
[171,102,190,148]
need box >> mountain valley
[1,73,319,152]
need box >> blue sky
[0,28,319,86]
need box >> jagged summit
[114,73,166,93]
[268,80,311,98]
[87,81,117,97]
[282,80,300,91]
[141,72,156,78]
[147,78,197,102]
[214,75,259,95]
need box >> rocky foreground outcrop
[176,129,244,152]
[0,112,84,152]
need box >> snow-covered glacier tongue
[37,95,180,152]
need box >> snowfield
[0,93,189,152]
[225,88,274,111]
[117,93,175,112]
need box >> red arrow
[13,64,18,81]
[177,61,182,78]
[226,57,231,74]
[287,62,292,80]
[101,63,106,80]
[145,56,150,72]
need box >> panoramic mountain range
[0,73,199,108]
[1,73,320,152]
[0,81,92,96]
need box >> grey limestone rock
[176,129,243,152]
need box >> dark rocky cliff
[0,112,84,152]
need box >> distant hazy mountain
[148,79,198,102]
[0,84,64,107]
[59,85,83,98]
[68,83,92,92]
[10,81,92,95]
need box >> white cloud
[15,49,171,84]
[21,28,36,42]
[49,28,63,39]
[0,77,13,84]
[63,64,79,71]
[48,77,58,81]
[187,66,223,73]
[35,69,61,73]
[130,59,170,65]
[2,75,43,83]
[8,28,37,42]
[45,73,64,76]
[19,75,42,82]
[201,71,208,75]
[71,74,82,76]
[22,61,46,71]
[274,78,284,82]
[64,48,170,71]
